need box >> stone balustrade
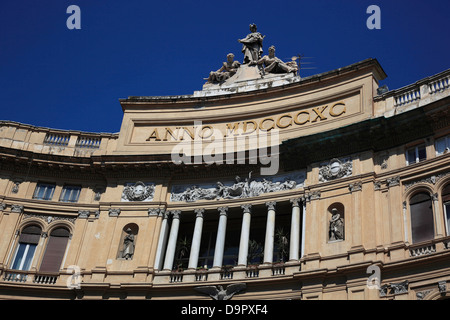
[375,69,450,116]
[0,121,118,157]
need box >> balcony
[1,269,59,285]
[154,262,298,285]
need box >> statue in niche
[121,228,135,260]
[251,45,298,75]
[206,53,241,84]
[329,208,344,241]
[238,24,265,64]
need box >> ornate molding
[78,210,90,219]
[265,201,276,211]
[380,280,409,297]
[241,204,252,213]
[309,191,321,201]
[438,281,447,294]
[108,208,121,217]
[318,158,352,183]
[290,198,301,207]
[194,208,205,218]
[374,181,382,191]
[11,204,24,213]
[169,210,181,219]
[217,207,228,216]
[416,289,433,300]
[348,181,362,192]
[386,176,400,188]
[148,207,165,217]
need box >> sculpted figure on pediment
[206,53,241,84]
[238,24,265,64]
[251,45,298,75]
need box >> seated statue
[251,45,298,75]
[207,53,241,84]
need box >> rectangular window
[59,185,81,203]
[11,243,37,271]
[435,135,450,156]
[445,202,450,236]
[406,144,426,165]
[33,183,55,200]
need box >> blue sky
[1,0,449,133]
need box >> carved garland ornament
[121,181,155,202]
[319,158,352,182]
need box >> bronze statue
[238,24,265,64]
[207,53,241,84]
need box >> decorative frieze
[23,213,76,224]
[404,171,450,191]
[171,171,305,202]
[319,158,352,182]
[380,280,409,297]
[121,181,155,202]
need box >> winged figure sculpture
[194,283,247,300]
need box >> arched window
[442,184,450,236]
[39,227,71,273]
[11,225,42,271]
[410,192,435,243]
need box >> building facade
[0,53,449,300]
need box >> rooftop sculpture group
[205,24,298,85]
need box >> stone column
[162,210,181,271]
[289,198,301,261]
[263,201,276,264]
[238,204,252,266]
[213,207,228,268]
[432,193,444,238]
[154,210,169,271]
[188,208,205,269]
[301,198,306,258]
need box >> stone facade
[0,58,449,300]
